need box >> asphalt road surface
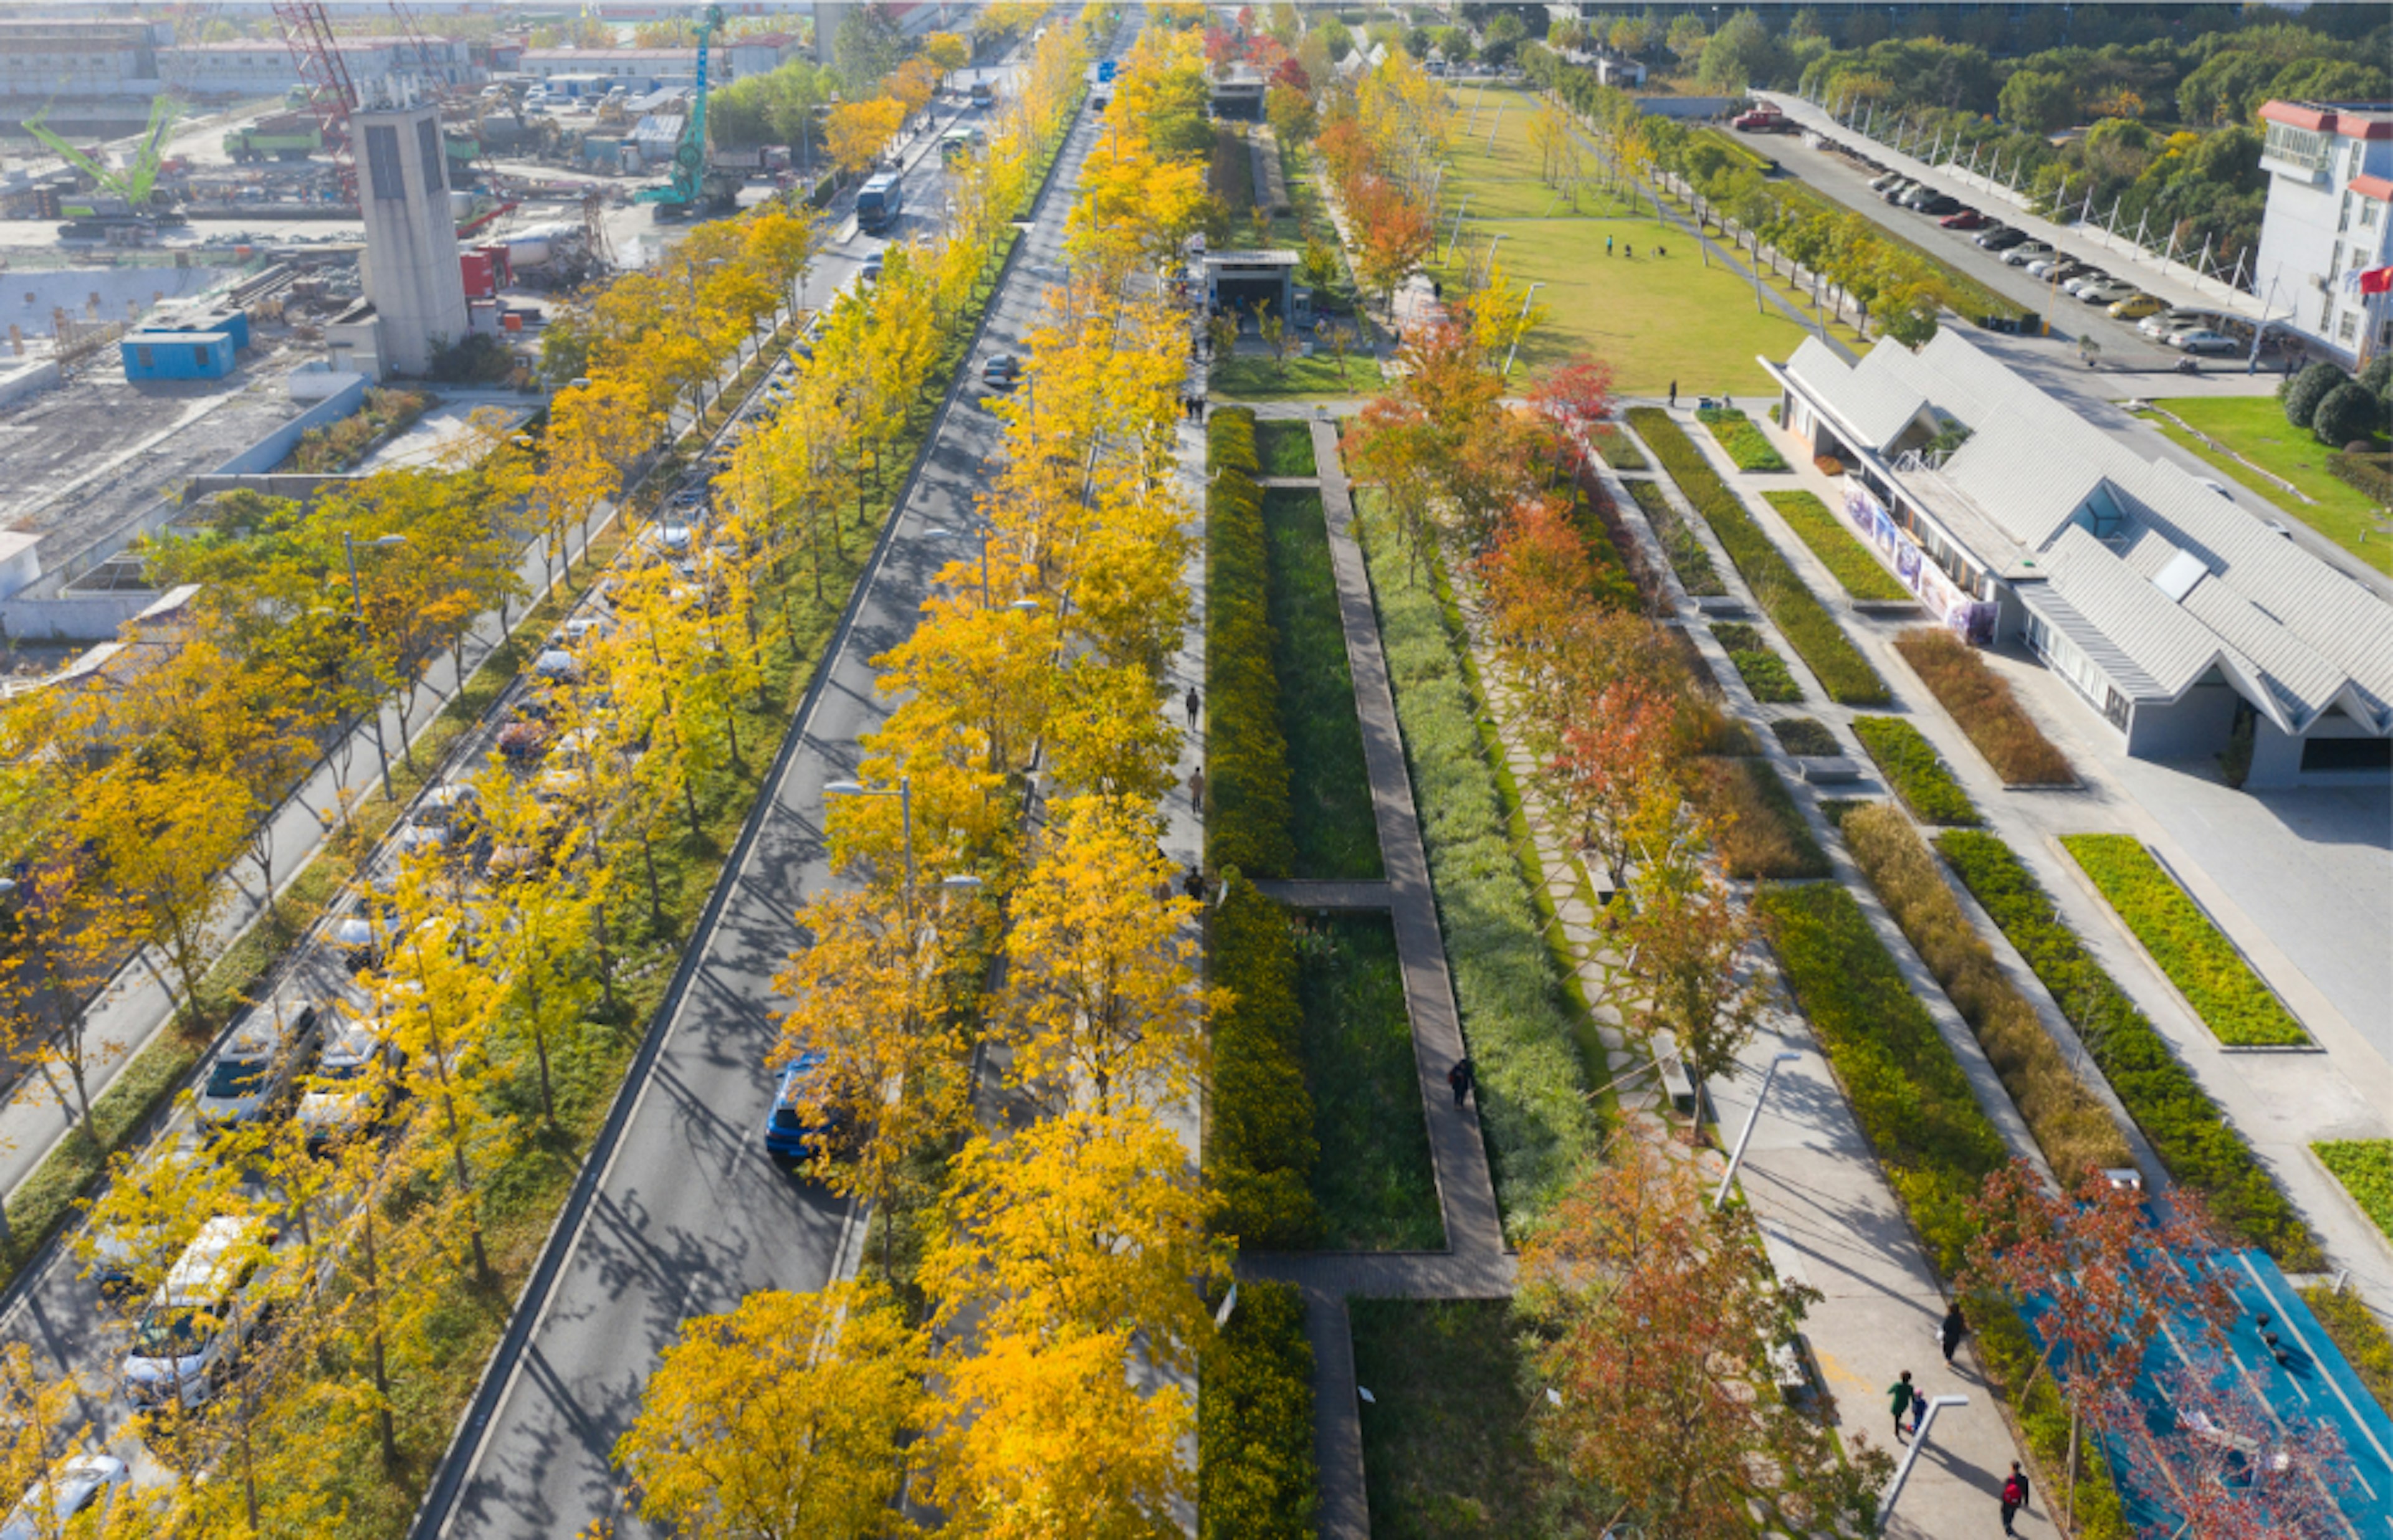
[427,59,1119,1540]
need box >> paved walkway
[1228,419,1514,1540]
[1247,878,1392,910]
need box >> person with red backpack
[2000,1461,2032,1536]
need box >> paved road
[426,65,1114,1540]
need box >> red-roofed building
[2255,100,2393,364]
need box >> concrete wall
[0,358,60,407]
[2126,681,2238,760]
[2248,715,2393,789]
[356,103,469,377]
[213,375,368,475]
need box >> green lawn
[1256,419,1319,478]
[2316,1139,2393,1240]
[1430,87,1820,395]
[1213,348,1378,401]
[2137,396,2392,576]
[1350,1298,1556,1537]
[1294,915,1442,1250]
[1263,487,1383,880]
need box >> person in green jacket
[1888,1369,1916,1442]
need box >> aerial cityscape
[0,1,2386,1536]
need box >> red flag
[2361,265,2393,296]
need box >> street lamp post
[343,530,409,798]
[824,776,915,927]
[1714,1052,1801,1209]
[1501,281,1543,378]
[1442,193,1474,267]
[1878,1395,1969,1533]
[925,525,991,608]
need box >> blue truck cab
[856,173,902,235]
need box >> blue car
[763,1052,831,1159]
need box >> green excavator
[633,4,741,219]
[26,93,183,220]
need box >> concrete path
[1247,879,1392,911]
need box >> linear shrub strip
[1852,716,1980,825]
[1754,881,2129,1535]
[1770,716,1841,757]
[1762,489,1909,602]
[1934,830,2321,1268]
[1711,620,1803,703]
[1695,405,1788,471]
[1841,805,2130,1179]
[1354,491,1597,1225]
[1294,915,1441,1248]
[2060,834,2307,1048]
[2301,1284,2393,1417]
[1893,628,2075,786]
[1623,477,1726,597]
[1205,407,1295,879]
[1696,758,1828,880]
[2314,1140,2393,1240]
[1198,1278,1317,1540]
[1261,488,1383,880]
[1628,408,1891,705]
[1208,877,1321,1248]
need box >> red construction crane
[273,0,358,199]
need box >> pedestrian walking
[1623,242,1634,259]
[1185,685,1201,728]
[1658,242,1668,257]
[1182,865,1207,903]
[2000,1462,2031,1536]
[1606,234,1613,255]
[1887,1371,1916,1442]
[1189,765,1205,809]
[1941,1301,1967,1364]
[1448,1056,1475,1106]
[1668,379,1678,406]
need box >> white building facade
[1766,330,2393,787]
[2253,100,2393,366]
[158,37,480,100]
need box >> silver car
[195,998,322,1130]
[123,1216,277,1410]
[2,1454,128,1540]
[297,1005,399,1150]
[2000,241,2054,266]
[394,784,480,855]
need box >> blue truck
[856,173,902,234]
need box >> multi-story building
[2253,100,2393,365]
[0,17,167,101]
[157,36,480,101]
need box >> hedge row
[1628,408,1891,705]
[1207,875,1319,1248]
[1206,408,1294,878]
[1841,805,2130,1180]
[1695,756,1829,880]
[1893,628,2075,787]
[1934,831,2321,1268]
[1761,489,1909,602]
[1694,405,1789,471]
[2316,1139,2393,1241]
[1755,882,2010,1275]
[2061,834,2308,1048]
[1353,492,1597,1227]
[1852,716,1980,826]
[1198,1278,1318,1540]
[1770,716,1841,757]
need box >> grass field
[1215,348,1378,401]
[2137,396,2392,576]
[1257,419,1318,478]
[1350,1298,1555,1536]
[1295,915,1442,1250]
[1430,87,1822,395]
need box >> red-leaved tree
[2118,1348,2352,1540]
[1530,354,1618,482]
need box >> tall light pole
[343,530,408,799]
[1714,1052,1801,1208]
[925,525,991,608]
[1501,281,1543,378]
[825,776,915,928]
[1442,193,1474,265]
[1878,1395,1968,1533]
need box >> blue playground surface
[2025,1248,2392,1534]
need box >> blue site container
[123,331,235,381]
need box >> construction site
[0,2,800,655]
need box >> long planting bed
[1628,408,1890,705]
[1935,830,2321,1268]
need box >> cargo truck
[224,113,323,163]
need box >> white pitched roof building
[1764,329,2393,787]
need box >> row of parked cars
[1864,171,2243,353]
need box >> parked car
[2000,241,2054,265]
[1976,226,2027,250]
[2061,270,2114,297]
[394,784,480,856]
[1881,180,1918,204]
[2139,308,2207,339]
[297,1005,400,1151]
[330,886,398,972]
[1868,172,1906,192]
[1939,207,1987,229]
[763,1052,834,1159]
[532,647,585,685]
[123,1216,279,1410]
[194,997,323,1130]
[1899,184,1940,209]
[497,716,552,765]
[2169,328,2239,354]
[2078,279,2137,305]
[2,1454,129,1540]
[2108,293,2167,320]
[1916,194,1961,216]
[2022,255,2073,279]
[982,354,1022,389]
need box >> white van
[123,1216,277,1410]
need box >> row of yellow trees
[0,17,1099,1538]
[611,24,1242,1538]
